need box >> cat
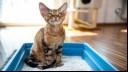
[24,2,67,70]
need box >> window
[1,0,55,25]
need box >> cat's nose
[54,16,59,21]
[54,17,57,21]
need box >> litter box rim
[1,42,119,71]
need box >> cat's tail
[24,56,38,68]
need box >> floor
[0,40,7,68]
[0,24,127,71]
[65,24,127,71]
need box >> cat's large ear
[39,2,49,16]
[59,2,67,14]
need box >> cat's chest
[47,33,64,43]
[44,31,65,45]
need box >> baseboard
[0,22,127,27]
[0,22,46,27]
[0,22,68,27]
[97,22,127,26]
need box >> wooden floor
[65,24,127,71]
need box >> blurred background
[0,0,127,25]
[0,0,127,71]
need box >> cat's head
[39,2,67,25]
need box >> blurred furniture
[68,0,102,29]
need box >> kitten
[24,2,67,70]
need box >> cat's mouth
[50,21,61,25]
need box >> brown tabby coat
[25,2,67,69]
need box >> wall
[97,0,126,23]
[0,0,55,25]
[55,0,127,24]
[0,0,2,22]
[0,0,69,25]
[0,0,127,25]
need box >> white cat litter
[22,56,93,71]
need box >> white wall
[1,0,55,24]
[60,0,127,24]
[97,0,126,23]
[0,0,127,25]
[59,0,127,24]
[0,0,2,22]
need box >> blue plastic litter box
[2,43,118,71]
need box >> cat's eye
[58,13,62,16]
[47,13,52,17]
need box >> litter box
[1,43,118,71]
